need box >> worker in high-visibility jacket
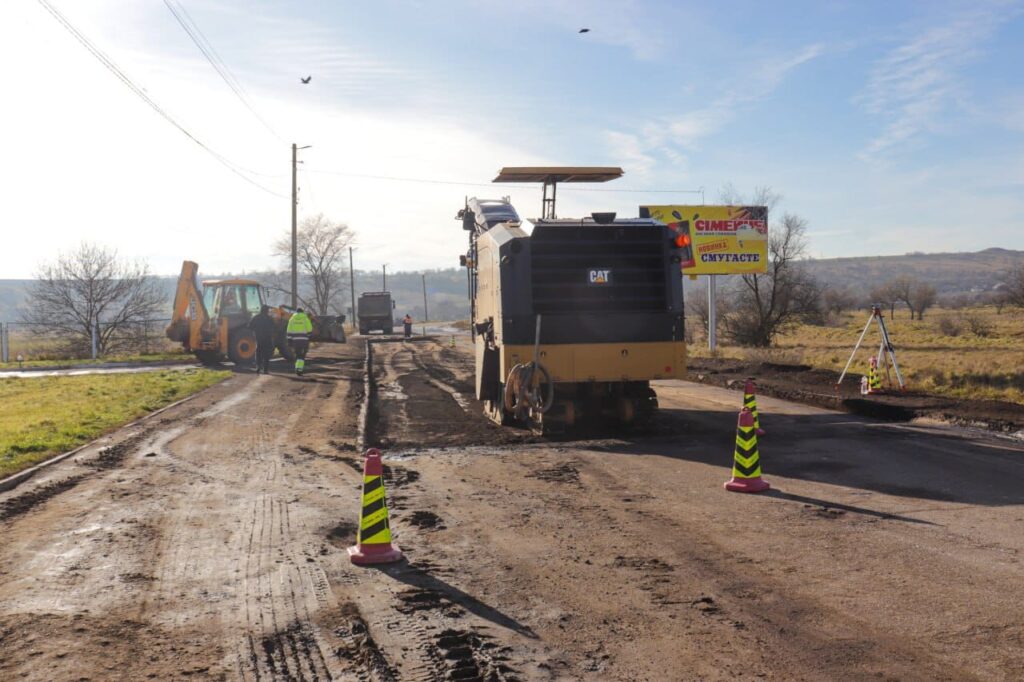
[286,308,314,375]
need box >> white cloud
[603,131,656,176]
[602,43,823,173]
[857,3,1020,160]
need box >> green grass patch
[0,368,229,478]
[0,351,192,370]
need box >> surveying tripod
[836,304,906,392]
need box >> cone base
[724,477,770,494]
[347,543,403,565]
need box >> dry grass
[2,329,188,368]
[690,305,1024,404]
[0,369,229,478]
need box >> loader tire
[228,330,257,366]
[195,351,221,366]
[277,341,295,361]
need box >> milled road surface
[1,337,1022,680]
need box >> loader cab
[201,280,265,321]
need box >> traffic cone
[450,335,456,349]
[743,378,765,436]
[867,356,882,395]
[348,448,403,565]
[724,408,770,493]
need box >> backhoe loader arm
[165,260,209,346]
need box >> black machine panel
[529,223,669,314]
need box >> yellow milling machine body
[458,200,687,430]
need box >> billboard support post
[708,275,717,352]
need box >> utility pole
[349,247,356,325]
[291,143,297,308]
[291,143,311,309]
[421,274,428,323]
[708,275,717,352]
[382,264,387,291]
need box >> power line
[162,0,286,145]
[304,168,701,194]
[36,0,286,198]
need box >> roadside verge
[0,368,230,490]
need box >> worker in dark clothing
[248,305,276,374]
[403,314,413,339]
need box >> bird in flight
[578,28,590,33]
[300,76,312,84]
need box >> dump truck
[166,261,345,365]
[357,292,395,335]
[458,196,689,431]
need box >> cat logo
[588,269,612,285]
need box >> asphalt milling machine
[458,166,695,433]
[166,260,346,366]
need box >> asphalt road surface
[1,338,1022,680]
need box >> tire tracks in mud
[340,337,530,681]
[0,384,255,523]
[0,428,153,522]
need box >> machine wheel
[276,340,295,361]
[228,330,257,366]
[195,350,221,366]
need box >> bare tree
[718,183,781,212]
[1003,264,1024,308]
[887,275,937,320]
[888,275,915,319]
[686,283,733,339]
[22,243,164,355]
[822,287,857,315]
[908,282,937,320]
[273,214,354,315]
[720,212,823,347]
[869,282,900,318]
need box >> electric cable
[36,0,286,197]
[163,0,287,145]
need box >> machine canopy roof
[492,166,624,184]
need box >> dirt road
[2,337,1023,680]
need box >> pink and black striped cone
[724,408,770,493]
[743,378,766,437]
[348,448,403,565]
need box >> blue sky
[1,0,1022,277]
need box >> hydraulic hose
[503,362,555,419]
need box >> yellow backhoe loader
[165,261,345,366]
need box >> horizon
[0,244,1021,280]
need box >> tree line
[19,198,1024,357]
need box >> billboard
[641,205,769,275]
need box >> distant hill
[801,248,1024,295]
[2,249,1021,322]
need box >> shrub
[964,313,993,338]
[936,315,961,337]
